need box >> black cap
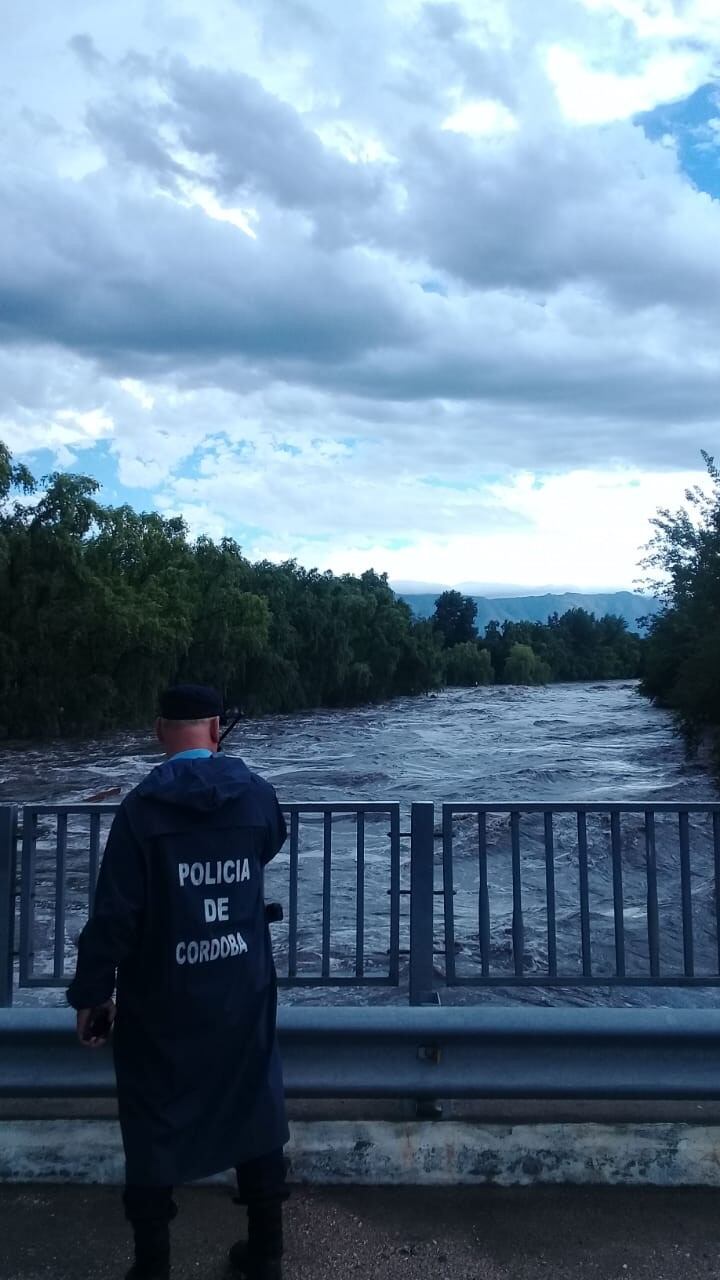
[159,684,223,721]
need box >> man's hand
[76,999,116,1049]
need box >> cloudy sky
[2,0,719,591]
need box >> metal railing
[440,803,720,988]
[3,800,720,1007]
[6,803,402,1002]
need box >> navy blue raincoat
[67,754,289,1186]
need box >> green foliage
[431,590,478,647]
[0,447,442,737]
[479,610,640,685]
[443,641,494,687]
[504,643,551,686]
[640,452,720,750]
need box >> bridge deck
[3,1183,719,1279]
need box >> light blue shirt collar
[169,748,214,761]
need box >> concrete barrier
[3,1114,720,1187]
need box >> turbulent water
[3,681,719,1008]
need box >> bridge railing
[3,800,720,1007]
[3,803,403,1004]
[440,803,720,989]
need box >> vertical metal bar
[0,806,18,1007]
[707,814,712,972]
[610,811,625,978]
[577,811,592,978]
[478,810,491,978]
[714,812,720,976]
[19,809,37,986]
[54,812,68,980]
[679,810,694,978]
[355,810,365,978]
[388,806,401,985]
[442,805,456,984]
[288,810,299,979]
[645,810,660,979]
[544,811,557,977]
[409,802,436,1005]
[88,812,101,913]
[321,810,332,979]
[510,810,524,977]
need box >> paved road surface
[3,1183,720,1279]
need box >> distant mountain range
[399,590,661,633]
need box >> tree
[0,441,34,503]
[504,643,551,686]
[431,590,478,648]
[640,451,720,753]
[443,642,493,687]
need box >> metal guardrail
[5,1007,720,1100]
[3,800,720,1007]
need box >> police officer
[67,685,289,1280]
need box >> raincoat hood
[136,753,254,812]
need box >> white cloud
[442,98,518,135]
[55,407,114,438]
[119,378,155,410]
[177,182,258,238]
[304,466,709,589]
[546,44,712,122]
[578,0,720,41]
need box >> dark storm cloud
[69,33,107,74]
[86,101,191,186]
[0,170,414,367]
[166,60,386,213]
[81,45,720,322]
[385,122,720,313]
[83,57,392,245]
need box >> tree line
[429,589,642,688]
[0,445,445,737]
[640,451,720,760]
[0,444,642,739]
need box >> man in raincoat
[67,684,289,1280]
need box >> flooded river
[3,681,719,1007]
[1,681,713,810]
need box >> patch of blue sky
[193,435,253,473]
[227,521,272,543]
[419,279,448,296]
[635,82,720,200]
[15,439,137,503]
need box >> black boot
[228,1240,282,1279]
[229,1197,284,1278]
[125,1223,170,1280]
